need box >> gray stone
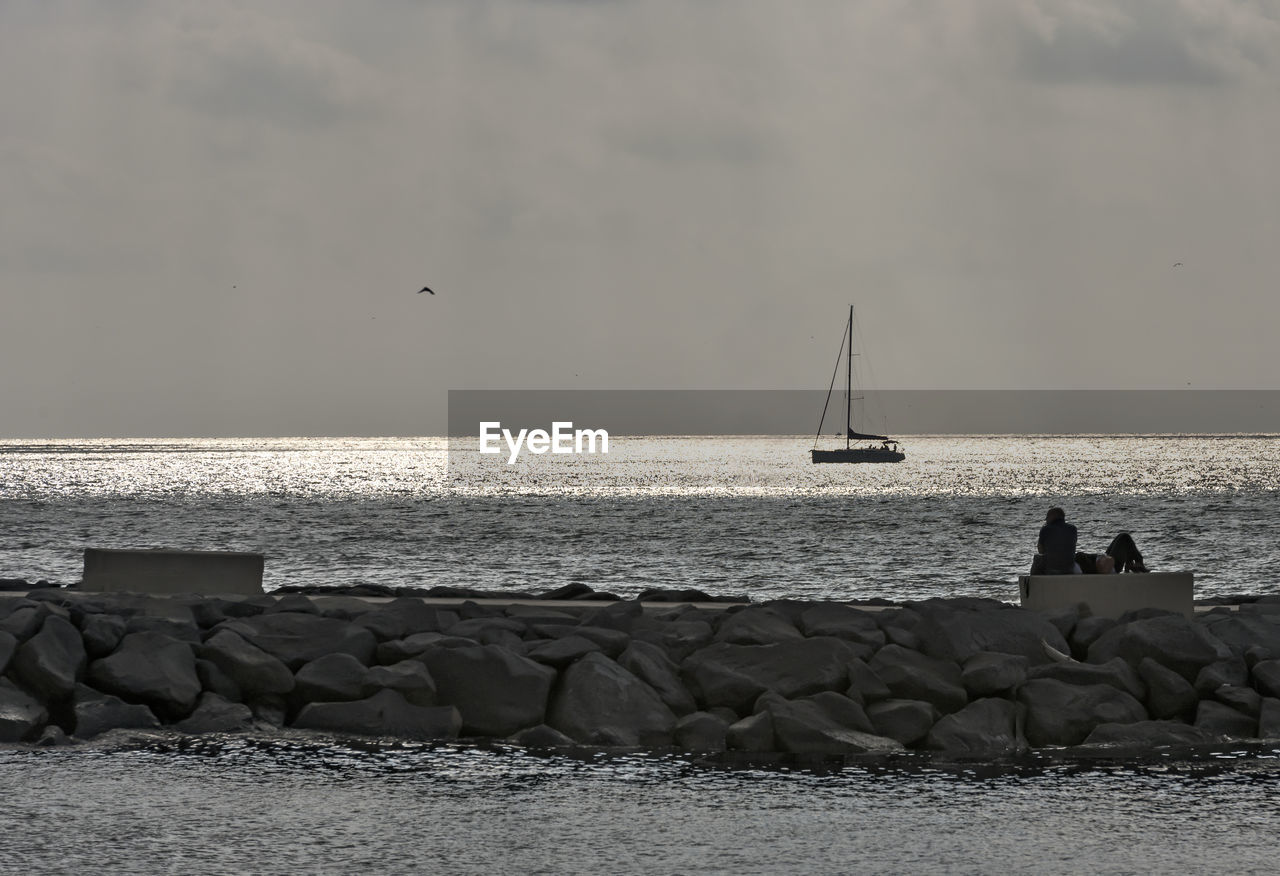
[214,614,378,671]
[35,725,72,747]
[1194,700,1257,738]
[914,605,1070,665]
[726,711,774,752]
[418,644,556,737]
[526,635,602,669]
[1083,721,1227,748]
[1138,657,1199,720]
[71,683,161,738]
[1213,684,1262,717]
[12,614,86,699]
[1197,613,1280,658]
[926,698,1026,757]
[198,629,296,698]
[1019,678,1147,747]
[797,603,886,648]
[124,616,201,644]
[294,653,373,703]
[715,606,803,645]
[0,677,48,742]
[845,658,891,704]
[0,604,49,641]
[266,594,320,615]
[1088,615,1234,683]
[376,632,472,663]
[80,614,127,658]
[566,625,631,657]
[548,652,677,746]
[868,644,968,714]
[509,724,576,747]
[1069,616,1118,657]
[674,711,730,752]
[1254,660,1280,698]
[632,619,715,663]
[357,602,458,641]
[0,630,16,674]
[961,651,1029,698]
[293,689,462,741]
[866,698,939,746]
[579,600,644,632]
[176,692,255,734]
[87,631,202,718]
[1194,659,1248,696]
[682,637,860,714]
[447,616,527,641]
[617,640,698,717]
[804,690,875,734]
[365,660,436,706]
[1259,698,1280,739]
[1026,657,1145,701]
[757,691,903,755]
[195,659,242,702]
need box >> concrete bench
[81,548,264,596]
[1018,572,1194,619]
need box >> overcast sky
[3,1,1279,437]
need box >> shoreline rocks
[3,588,1280,760]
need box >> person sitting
[1074,532,1149,574]
[1033,507,1079,575]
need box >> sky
[3,1,1279,437]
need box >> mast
[845,305,852,450]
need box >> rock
[913,605,1070,665]
[1197,613,1280,658]
[845,658,891,705]
[0,677,48,742]
[579,600,644,633]
[1213,684,1262,717]
[1253,660,1280,698]
[87,631,202,719]
[674,711,730,752]
[1027,657,1145,701]
[1083,721,1227,747]
[0,630,16,674]
[868,645,968,714]
[365,661,436,706]
[447,617,526,640]
[714,606,803,645]
[1138,657,1199,720]
[71,683,161,738]
[726,711,775,752]
[566,625,631,657]
[313,596,380,622]
[1194,659,1248,696]
[251,695,288,728]
[418,644,556,737]
[804,691,875,734]
[376,632,474,663]
[195,659,242,702]
[176,692,255,734]
[509,724,576,747]
[631,619,714,663]
[1088,615,1234,683]
[0,604,49,641]
[80,614,128,659]
[926,698,1026,757]
[866,699,939,746]
[548,652,677,746]
[293,689,462,741]
[198,629,296,698]
[294,653,372,703]
[757,691,902,755]
[35,725,72,747]
[1019,678,1147,747]
[617,640,697,717]
[12,614,86,700]
[682,637,861,714]
[266,594,320,615]
[1259,698,1280,739]
[797,603,886,648]
[124,616,201,644]
[961,652,1029,698]
[1194,700,1257,738]
[1069,616,1118,659]
[526,635,603,669]
[214,614,378,671]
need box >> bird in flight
[1173,263,1183,268]
[418,286,435,295]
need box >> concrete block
[81,549,264,597]
[1018,573,1193,619]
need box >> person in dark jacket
[1034,507,1079,574]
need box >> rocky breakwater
[5,589,1280,757]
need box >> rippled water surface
[2,435,1279,600]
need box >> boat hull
[811,447,905,464]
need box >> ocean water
[4,435,1280,873]
[2,435,1278,601]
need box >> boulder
[579,600,644,633]
[35,725,72,747]
[1138,657,1199,720]
[797,603,885,648]
[87,631,202,718]
[726,711,774,752]
[714,606,802,645]
[1197,613,1280,658]
[447,617,526,641]
[866,698,939,746]
[1069,616,1118,659]
[0,630,16,674]
[198,629,296,698]
[176,692,255,734]
[845,658,891,705]
[868,645,968,714]
[1212,684,1262,717]
[365,661,437,706]
[80,614,127,658]
[913,605,1069,665]
[1088,615,1233,683]
[1194,660,1248,696]
[196,659,243,702]
[617,640,698,717]
[926,698,1026,757]
[961,652,1029,698]
[12,614,86,699]
[526,635,603,669]
[293,689,462,741]
[1018,678,1147,747]
[294,653,372,703]
[71,683,161,738]
[356,602,458,641]
[417,644,556,737]
[124,616,201,644]
[508,724,576,748]
[0,604,49,641]
[804,691,876,734]
[1254,660,1280,698]
[566,626,631,657]
[682,637,861,714]
[756,691,902,755]
[1026,657,1145,701]
[674,711,730,752]
[214,614,377,671]
[1259,698,1280,739]
[266,595,320,615]
[0,677,48,742]
[377,632,473,663]
[632,619,715,663]
[1083,721,1227,748]
[1194,700,1257,738]
[548,652,677,746]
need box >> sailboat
[811,305,905,463]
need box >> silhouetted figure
[418,286,434,295]
[1033,507,1078,575]
[1075,531,1150,573]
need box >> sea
[2,435,1280,873]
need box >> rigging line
[814,314,849,448]
[849,304,889,436]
